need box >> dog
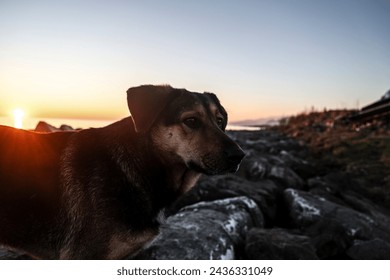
[0,85,245,259]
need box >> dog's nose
[225,147,246,165]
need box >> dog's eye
[183,117,202,129]
[216,118,225,129]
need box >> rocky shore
[1,113,389,259]
[133,127,390,260]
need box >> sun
[13,108,25,129]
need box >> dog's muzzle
[224,145,246,172]
[188,141,245,175]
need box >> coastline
[0,116,263,131]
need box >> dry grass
[276,109,390,208]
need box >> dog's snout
[225,146,245,165]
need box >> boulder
[35,121,58,132]
[235,152,305,189]
[278,150,317,179]
[228,130,307,157]
[35,122,74,132]
[269,166,304,189]
[245,228,318,259]
[59,124,74,131]
[340,192,390,228]
[169,175,281,225]
[346,239,390,260]
[236,155,272,181]
[284,188,390,258]
[134,196,263,260]
[285,189,390,241]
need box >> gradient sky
[1,0,389,123]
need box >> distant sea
[0,117,261,131]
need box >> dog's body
[0,85,245,259]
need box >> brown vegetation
[276,109,390,208]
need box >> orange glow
[13,108,25,129]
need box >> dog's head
[127,85,245,175]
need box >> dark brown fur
[0,85,244,259]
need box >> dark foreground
[1,113,390,259]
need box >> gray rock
[340,192,390,228]
[308,177,350,207]
[269,166,304,189]
[285,189,367,229]
[228,130,307,158]
[346,239,390,260]
[237,155,271,181]
[169,175,281,225]
[284,188,390,258]
[279,150,318,180]
[245,228,318,259]
[134,196,263,260]
[235,151,305,189]
[285,189,390,241]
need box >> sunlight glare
[13,108,25,129]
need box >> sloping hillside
[277,109,390,208]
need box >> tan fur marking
[106,229,157,259]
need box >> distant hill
[230,117,281,127]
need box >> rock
[284,188,390,258]
[59,124,74,131]
[35,121,58,132]
[308,172,358,194]
[236,155,271,181]
[133,197,263,260]
[278,150,317,179]
[285,189,390,241]
[284,189,322,227]
[285,189,359,229]
[228,130,307,157]
[269,166,304,189]
[340,192,390,227]
[346,239,390,260]
[228,131,277,154]
[169,175,281,226]
[229,129,312,188]
[35,122,74,132]
[308,220,353,259]
[234,143,307,189]
[307,177,349,207]
[235,152,305,189]
[245,228,318,259]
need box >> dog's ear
[127,85,180,133]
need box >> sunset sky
[1,0,389,126]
